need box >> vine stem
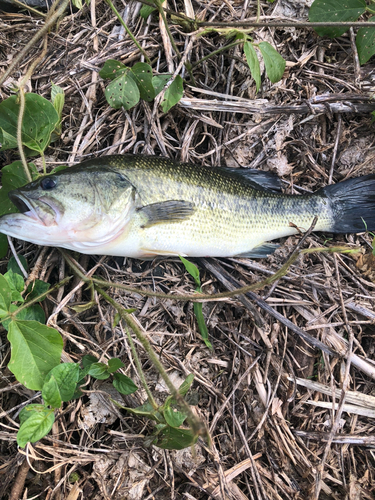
[1,276,72,323]
[154,0,181,59]
[17,35,49,181]
[17,90,32,183]
[192,40,243,69]
[96,286,208,439]
[104,0,151,65]
[61,246,357,303]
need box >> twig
[61,246,357,304]
[96,286,209,441]
[313,255,355,500]
[10,0,46,16]
[328,114,342,184]
[8,457,33,500]
[0,0,70,87]
[200,258,337,357]
[7,237,28,279]
[349,27,361,84]
[104,0,151,64]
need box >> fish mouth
[8,192,59,226]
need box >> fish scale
[96,155,333,257]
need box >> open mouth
[8,192,53,225]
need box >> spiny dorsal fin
[220,167,282,192]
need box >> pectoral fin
[235,243,279,258]
[138,200,195,228]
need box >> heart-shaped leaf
[244,41,261,92]
[131,62,155,102]
[161,75,183,112]
[105,71,140,110]
[258,42,286,83]
[0,94,59,154]
[99,59,128,80]
[356,17,375,65]
[152,74,172,96]
[309,0,366,38]
[17,406,55,447]
[7,320,63,390]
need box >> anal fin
[235,243,279,259]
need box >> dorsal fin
[219,167,282,192]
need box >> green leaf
[113,312,121,328]
[180,256,201,288]
[163,406,187,428]
[99,59,128,80]
[244,41,261,92]
[50,165,69,174]
[19,404,47,425]
[2,161,38,193]
[51,83,64,106]
[7,320,63,390]
[152,425,198,450]
[356,18,375,65]
[1,304,17,330]
[152,74,172,96]
[2,302,46,331]
[42,376,62,409]
[258,42,286,84]
[105,71,140,110]
[178,373,194,396]
[125,400,164,423]
[130,62,155,102]
[71,0,83,9]
[42,363,80,408]
[13,304,46,324]
[113,372,138,395]
[0,94,59,154]
[194,302,212,349]
[140,3,156,18]
[0,234,7,259]
[4,269,24,303]
[17,406,55,447]
[26,279,50,302]
[179,257,212,348]
[309,0,366,38]
[0,162,38,219]
[107,358,125,373]
[0,274,11,317]
[51,84,65,136]
[7,254,28,276]
[161,75,183,112]
[82,354,98,368]
[88,362,110,380]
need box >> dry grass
[1,1,375,499]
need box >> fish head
[0,166,136,250]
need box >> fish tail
[321,174,375,233]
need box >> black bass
[0,155,374,258]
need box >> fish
[0,154,374,259]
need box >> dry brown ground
[1,1,375,499]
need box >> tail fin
[321,174,375,233]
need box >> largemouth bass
[0,155,374,258]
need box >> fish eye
[40,177,57,190]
